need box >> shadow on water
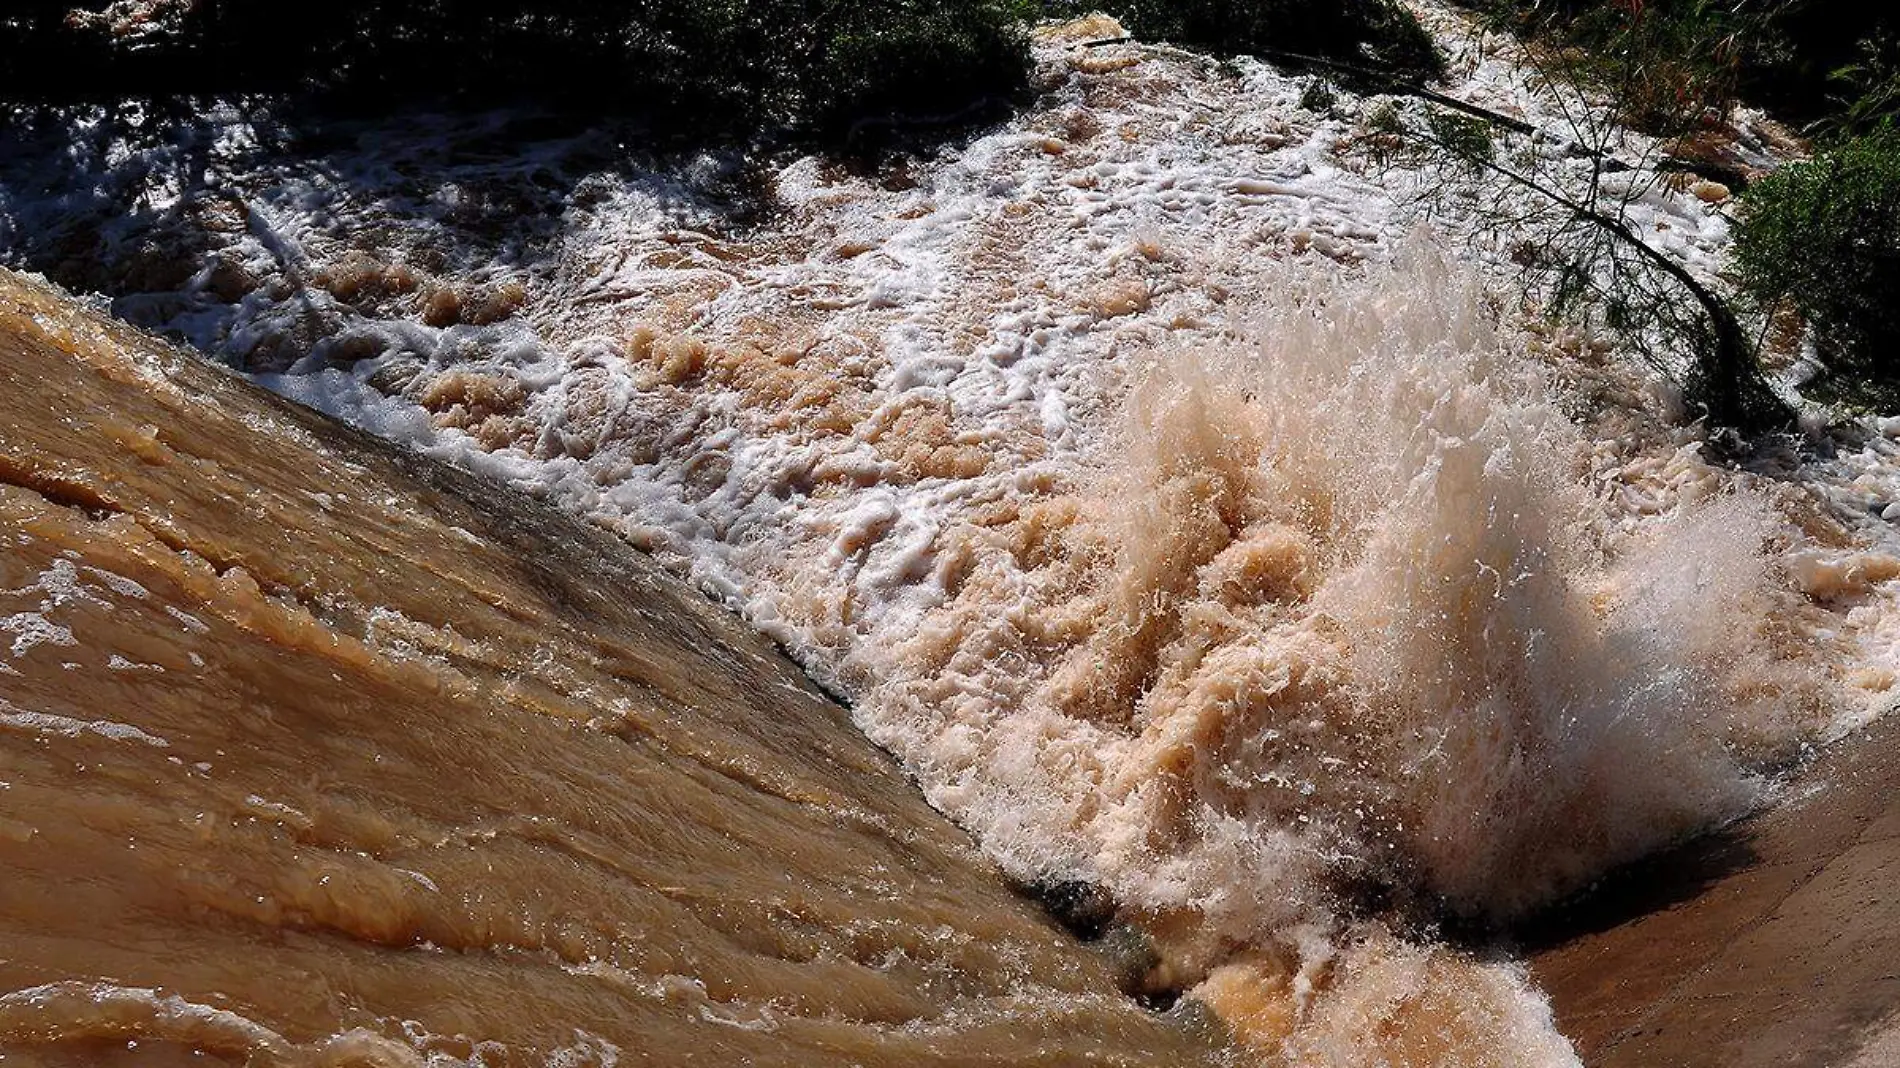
[0,99,770,287]
[1501,825,1763,955]
[0,74,1022,379]
[0,1,1035,372]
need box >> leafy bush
[1733,129,1900,401]
[1298,78,1340,115]
[8,0,1447,132]
[1036,0,1443,80]
[1459,0,1753,131]
[1460,0,1900,134]
[1737,3,1900,132]
[1125,0,1442,79]
[0,0,1034,139]
[1426,107,1494,163]
[803,5,1036,132]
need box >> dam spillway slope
[1530,713,1900,1068]
[0,269,1226,1067]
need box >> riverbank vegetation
[1,0,1037,138]
[14,0,1900,422]
[1457,0,1900,135]
[1734,130,1900,405]
[1038,0,1445,79]
[1419,1,1900,424]
[5,0,1452,131]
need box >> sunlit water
[5,11,1900,1065]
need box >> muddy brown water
[0,270,1228,1067]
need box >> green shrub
[12,0,1445,130]
[1458,0,1900,134]
[1299,78,1340,115]
[1460,0,1752,131]
[1,0,1034,140]
[1426,107,1494,163]
[1111,0,1442,79]
[1733,129,1900,400]
[1032,0,1442,80]
[803,4,1034,133]
[1739,3,1900,133]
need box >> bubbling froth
[832,247,1822,1049]
[1,21,1867,1057]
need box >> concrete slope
[0,269,1225,1067]
[1530,716,1900,1068]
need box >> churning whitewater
[4,8,1899,1064]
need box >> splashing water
[1,12,1890,1064]
[815,246,1827,1059]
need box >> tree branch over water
[1271,32,1791,435]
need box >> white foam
[0,699,169,748]
[0,9,1883,1063]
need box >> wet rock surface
[1530,715,1900,1068]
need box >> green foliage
[1460,0,1900,134]
[9,0,1448,133]
[1463,0,1753,132]
[1823,35,1900,138]
[1112,0,1443,79]
[1742,4,1900,132]
[777,3,1035,133]
[1734,129,1900,402]
[1577,1,1749,131]
[1426,107,1494,163]
[1032,0,1443,80]
[1365,100,1406,137]
[1,0,1034,140]
[1299,79,1339,115]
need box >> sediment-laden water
[0,272,1236,1066]
[5,9,1900,1065]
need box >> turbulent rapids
[839,250,1833,1059]
[6,7,1900,1066]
